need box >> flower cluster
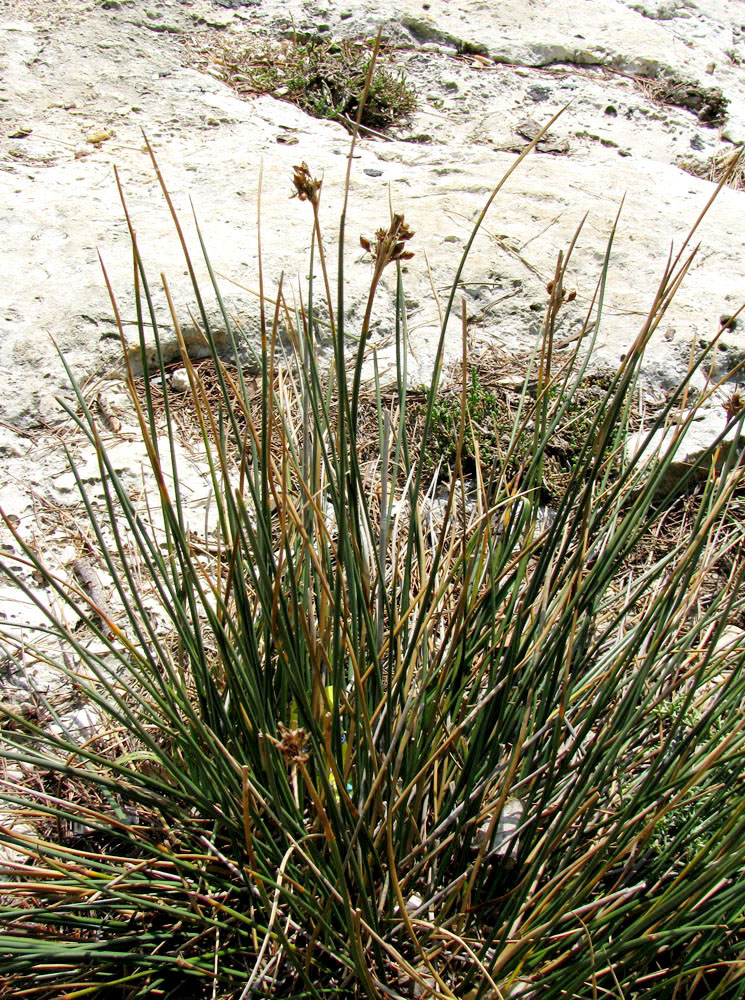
[291,161,322,208]
[360,213,415,270]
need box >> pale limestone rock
[626,386,745,488]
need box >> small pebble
[170,369,190,393]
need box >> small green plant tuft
[426,361,616,502]
[215,36,417,132]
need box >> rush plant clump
[1,86,744,1000]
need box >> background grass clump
[214,35,417,132]
[1,92,745,1000]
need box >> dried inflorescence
[292,162,322,208]
[723,389,744,421]
[546,278,576,302]
[360,213,415,270]
[274,722,309,766]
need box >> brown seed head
[360,213,415,268]
[275,722,309,766]
[723,389,744,421]
[292,162,322,207]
